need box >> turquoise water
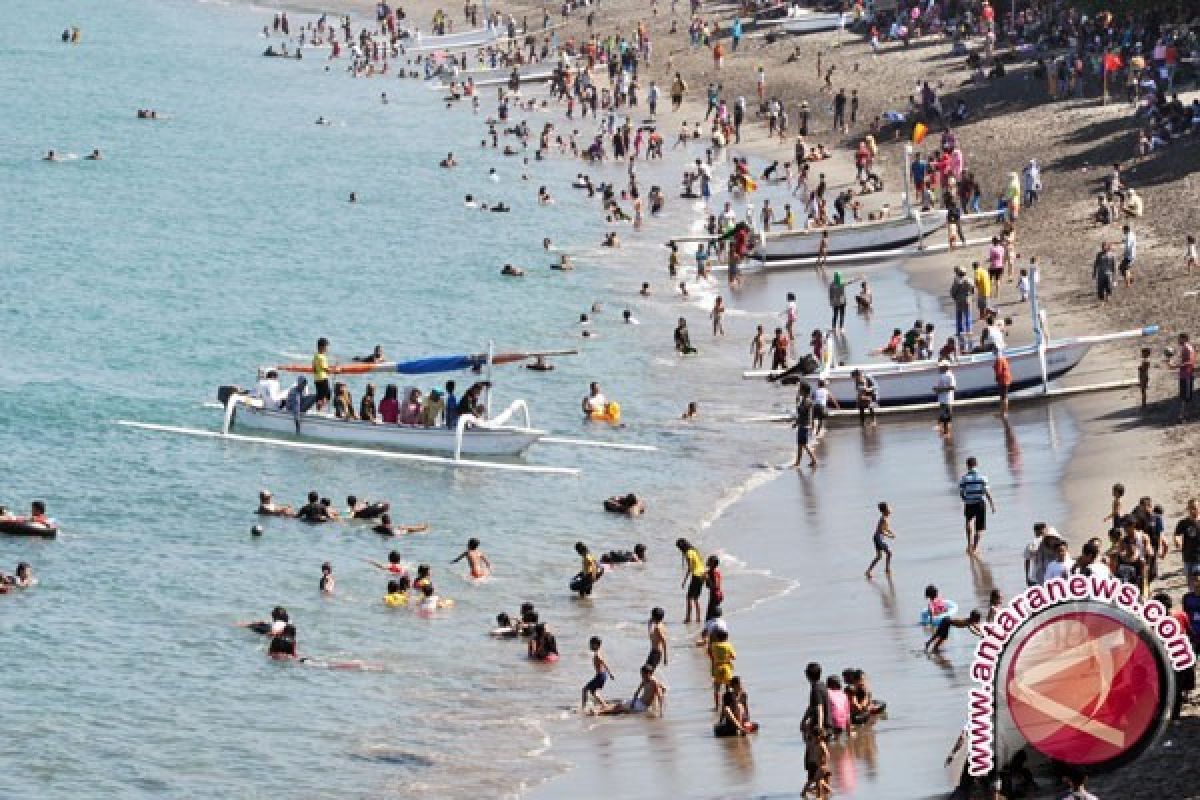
[1,1,1083,797]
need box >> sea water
[0,1,1081,797]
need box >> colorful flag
[912,122,929,145]
[1103,53,1123,73]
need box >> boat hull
[431,62,559,88]
[799,342,1091,407]
[230,405,542,457]
[756,213,947,261]
[782,12,844,33]
[407,27,500,52]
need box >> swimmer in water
[237,606,289,636]
[488,168,499,182]
[682,401,699,419]
[500,264,525,276]
[366,550,409,577]
[451,537,492,579]
[371,513,429,536]
[440,152,457,168]
[268,624,300,660]
[527,623,559,660]
[464,194,477,208]
[347,496,390,519]
[315,116,329,125]
[925,610,983,653]
[43,150,59,161]
[256,489,295,517]
[86,149,103,160]
[383,577,410,607]
[491,612,520,638]
[349,192,358,203]
[319,562,335,594]
[381,92,388,104]
[600,544,647,565]
[623,310,639,324]
[543,237,552,250]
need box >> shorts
[315,379,332,403]
[584,672,607,693]
[964,502,987,531]
[1185,561,1200,577]
[935,617,952,639]
[645,648,663,670]
[1181,376,1195,403]
[873,533,890,554]
[938,403,953,423]
[687,575,705,599]
[797,427,811,446]
[1119,257,1134,274]
[713,664,734,684]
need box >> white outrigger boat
[744,268,1159,406]
[116,346,656,475]
[405,25,501,53]
[428,57,565,89]
[756,210,946,261]
[781,9,846,34]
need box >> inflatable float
[919,599,958,626]
[0,518,57,538]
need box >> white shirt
[624,316,640,325]
[985,325,1006,352]
[934,371,957,404]
[1084,561,1112,580]
[584,392,607,413]
[1044,558,1074,582]
[813,386,830,408]
[1023,539,1044,584]
[255,378,284,409]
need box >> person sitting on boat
[399,388,423,425]
[333,382,357,420]
[876,328,903,358]
[28,502,49,527]
[372,513,429,536]
[256,490,295,517]
[255,369,285,410]
[352,345,385,363]
[938,337,960,363]
[604,494,645,517]
[377,384,400,423]
[359,384,378,422]
[419,389,446,427]
[526,356,554,371]
[296,491,333,524]
[285,376,317,415]
[457,382,490,420]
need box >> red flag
[1103,53,1123,73]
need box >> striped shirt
[959,469,989,505]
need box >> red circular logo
[1004,611,1161,766]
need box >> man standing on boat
[959,457,996,555]
[312,338,334,411]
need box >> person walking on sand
[792,383,819,468]
[1093,242,1116,304]
[959,457,996,554]
[865,501,896,578]
[1119,224,1137,288]
[677,538,706,624]
[1168,332,1196,423]
[751,325,766,369]
[711,296,726,336]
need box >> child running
[582,636,615,711]
[864,502,896,578]
[451,537,492,579]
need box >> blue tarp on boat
[394,355,484,374]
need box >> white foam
[698,467,781,531]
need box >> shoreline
[233,0,1198,796]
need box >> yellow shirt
[312,352,330,382]
[711,641,735,667]
[974,269,991,298]
[384,591,408,607]
[686,548,705,577]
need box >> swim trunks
[935,617,952,640]
[585,672,607,693]
[963,502,987,531]
[687,574,705,599]
[872,532,890,553]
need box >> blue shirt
[959,469,989,505]
[445,393,459,428]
